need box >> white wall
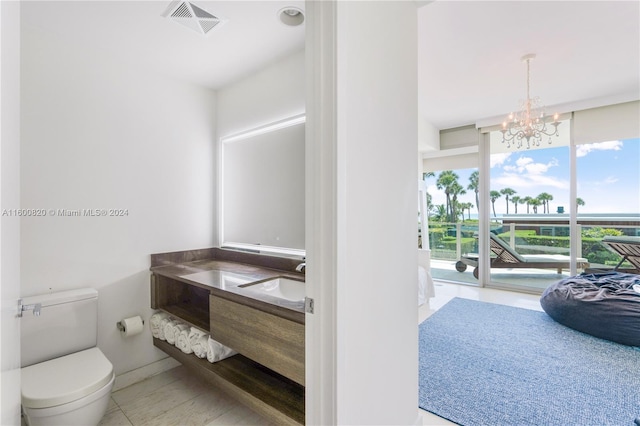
[1,1,23,423]
[216,49,305,138]
[20,24,217,375]
[418,115,440,152]
[335,2,418,424]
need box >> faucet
[295,262,306,273]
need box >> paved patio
[430,258,578,293]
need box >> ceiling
[21,1,305,90]
[22,1,639,130]
[418,1,640,130]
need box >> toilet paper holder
[116,318,144,331]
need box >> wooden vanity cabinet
[150,272,305,425]
[210,293,305,386]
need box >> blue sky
[425,138,639,215]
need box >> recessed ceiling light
[278,7,304,26]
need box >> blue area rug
[419,297,640,425]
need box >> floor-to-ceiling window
[486,122,574,292]
[576,137,640,268]
[421,125,480,286]
[423,167,480,285]
[478,103,639,292]
[422,103,639,293]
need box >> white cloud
[576,140,623,157]
[490,152,511,168]
[502,156,558,175]
[516,156,533,167]
[492,154,567,193]
[493,173,569,190]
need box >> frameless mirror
[219,115,305,257]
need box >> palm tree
[576,197,585,213]
[518,196,527,214]
[529,198,542,214]
[461,202,473,221]
[432,204,447,222]
[490,190,501,217]
[537,192,553,214]
[436,170,459,223]
[500,188,516,215]
[467,170,480,211]
[450,182,466,223]
[522,196,532,214]
[422,171,435,212]
[511,195,521,214]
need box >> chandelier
[501,54,561,149]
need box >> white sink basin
[244,277,305,302]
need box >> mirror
[219,115,305,257]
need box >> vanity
[150,248,305,425]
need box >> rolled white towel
[188,327,206,348]
[149,312,169,339]
[189,327,209,359]
[157,317,172,341]
[175,324,192,354]
[164,320,179,345]
[207,337,237,363]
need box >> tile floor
[97,280,541,426]
[98,365,271,426]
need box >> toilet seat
[22,347,113,409]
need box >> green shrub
[582,227,623,238]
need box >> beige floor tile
[98,409,133,426]
[138,390,240,426]
[105,397,120,415]
[117,373,210,424]
[205,403,271,426]
[111,366,186,407]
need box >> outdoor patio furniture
[455,233,590,279]
[601,236,640,274]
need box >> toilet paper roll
[120,316,144,337]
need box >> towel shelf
[153,338,304,425]
[151,274,211,331]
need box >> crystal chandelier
[501,54,561,149]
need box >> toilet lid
[22,347,113,409]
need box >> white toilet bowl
[21,347,115,426]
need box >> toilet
[20,288,115,426]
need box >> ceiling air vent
[161,1,225,36]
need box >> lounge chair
[600,236,640,273]
[456,233,590,279]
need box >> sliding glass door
[422,168,480,286]
[576,137,640,268]
[487,122,575,292]
[421,102,639,293]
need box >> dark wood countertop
[150,248,305,324]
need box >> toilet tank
[21,288,99,368]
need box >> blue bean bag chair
[540,272,640,347]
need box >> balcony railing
[423,220,639,270]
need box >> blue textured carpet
[419,297,640,426]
